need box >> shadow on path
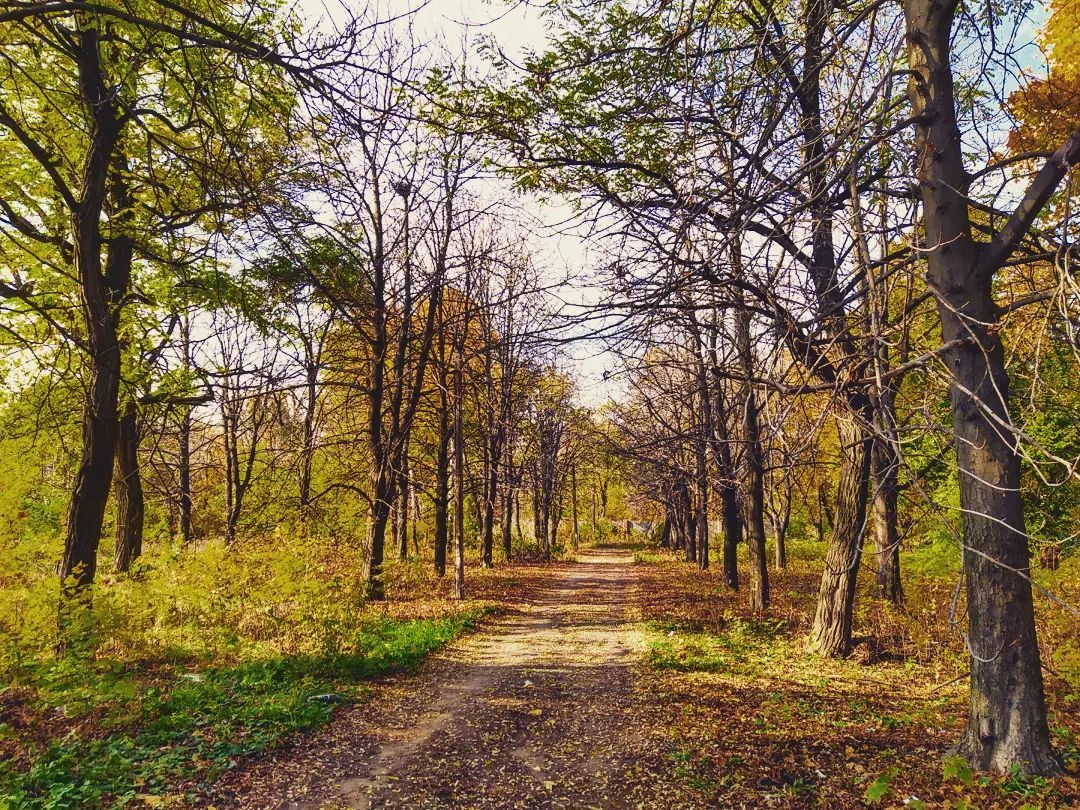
[205,549,693,810]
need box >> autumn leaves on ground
[4,539,1076,808]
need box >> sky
[294,0,619,407]
[286,0,1057,410]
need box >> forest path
[208,548,689,809]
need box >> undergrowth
[0,610,486,808]
[636,540,1080,808]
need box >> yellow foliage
[1007,0,1080,153]
[0,533,374,677]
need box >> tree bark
[482,438,496,568]
[397,440,409,562]
[453,342,465,599]
[113,399,143,574]
[434,392,451,577]
[178,317,193,546]
[904,0,1061,773]
[570,462,580,551]
[709,367,741,589]
[501,487,514,561]
[60,27,125,628]
[870,426,903,605]
[299,361,318,524]
[735,303,768,613]
[808,416,871,656]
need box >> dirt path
[208,549,692,809]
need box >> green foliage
[1000,763,1051,799]
[863,767,897,804]
[0,611,483,808]
[0,532,376,676]
[942,755,974,786]
[647,617,788,676]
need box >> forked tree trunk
[808,416,871,656]
[904,0,1063,773]
[60,28,126,636]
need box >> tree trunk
[570,462,580,551]
[113,400,144,574]
[532,478,542,544]
[711,378,741,589]
[680,481,696,563]
[736,304,768,613]
[434,400,450,577]
[482,440,496,568]
[773,484,791,571]
[501,487,514,561]
[397,441,409,562]
[364,474,393,601]
[453,345,465,599]
[299,362,318,524]
[870,427,903,605]
[514,490,524,547]
[808,416,871,656]
[904,0,1059,773]
[695,435,709,571]
[60,27,125,632]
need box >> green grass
[0,610,485,808]
[646,617,788,677]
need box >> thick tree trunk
[60,28,125,631]
[113,400,144,574]
[363,465,394,601]
[808,416,871,656]
[904,0,1059,773]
